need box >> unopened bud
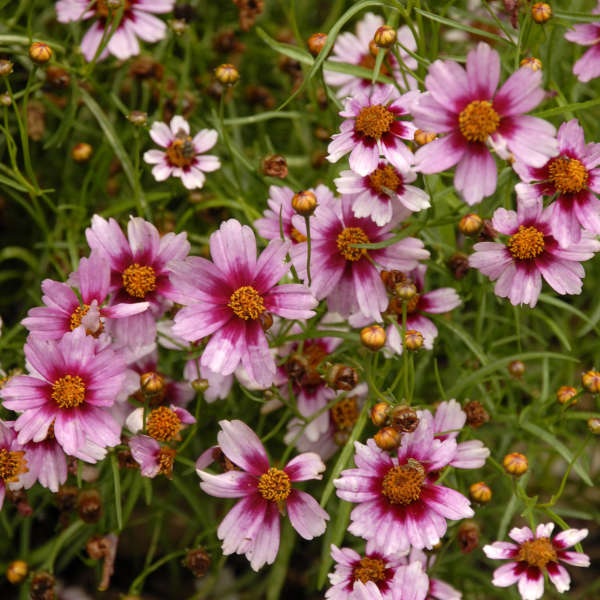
[373,25,397,48]
[72,142,93,163]
[215,63,239,85]
[170,18,187,35]
[556,385,577,405]
[368,39,380,58]
[582,370,600,393]
[469,481,492,503]
[46,66,70,88]
[531,2,552,23]
[6,560,28,584]
[292,190,317,216]
[404,330,423,351]
[183,547,211,578]
[326,364,359,391]
[191,378,209,392]
[78,489,103,523]
[587,417,600,434]
[128,110,148,126]
[389,405,419,432]
[0,93,11,106]
[307,32,328,56]
[374,426,402,451]
[414,129,436,146]
[503,452,528,476]
[464,400,490,428]
[0,60,14,77]
[140,371,165,396]
[261,154,288,178]
[370,402,391,427]
[520,57,542,71]
[508,360,525,377]
[459,213,483,236]
[30,572,55,600]
[395,281,417,300]
[457,520,480,554]
[360,325,386,351]
[259,311,273,331]
[29,42,52,64]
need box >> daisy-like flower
[413,42,557,205]
[324,12,418,98]
[55,0,175,62]
[125,403,195,441]
[197,420,329,571]
[483,523,590,600]
[327,545,429,600]
[0,328,127,456]
[143,116,220,190]
[290,197,429,321]
[564,2,600,83]
[168,219,317,387]
[335,160,429,226]
[85,214,190,346]
[0,421,28,510]
[255,184,334,244]
[334,412,474,555]
[22,252,149,340]
[514,119,600,248]
[327,86,418,176]
[469,196,600,307]
[129,435,177,479]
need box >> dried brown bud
[215,63,240,86]
[118,449,139,470]
[508,360,525,377]
[469,481,492,503]
[72,142,93,163]
[381,270,406,293]
[27,101,46,141]
[582,370,600,393]
[531,2,552,23]
[503,452,528,476]
[261,155,288,179]
[520,57,542,71]
[459,213,484,236]
[326,364,359,391]
[78,490,103,523]
[29,42,52,64]
[183,547,211,578]
[130,56,164,80]
[170,18,187,35]
[370,402,391,427]
[128,110,148,126]
[211,447,236,472]
[587,417,600,434]
[55,485,78,512]
[457,520,480,554]
[414,129,436,146]
[448,253,470,279]
[389,405,419,433]
[6,560,28,584]
[0,59,14,77]
[213,29,244,54]
[30,572,55,600]
[233,0,264,31]
[292,190,317,216]
[556,385,577,405]
[174,3,197,22]
[245,85,275,109]
[140,371,165,396]
[404,330,423,351]
[464,400,490,428]
[46,66,70,88]
[360,325,386,351]
[307,33,328,56]
[374,426,402,451]
[373,26,396,48]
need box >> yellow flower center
[52,375,86,409]
[257,467,291,502]
[228,286,265,320]
[95,0,131,18]
[337,227,370,262]
[0,448,27,483]
[381,460,425,505]
[548,156,589,194]
[290,227,307,244]
[458,100,500,143]
[352,556,387,584]
[330,396,360,431]
[69,304,104,337]
[158,447,177,477]
[355,105,395,140]
[368,164,402,195]
[122,263,157,299]
[507,225,545,260]
[166,136,196,168]
[517,538,558,570]
[146,406,182,442]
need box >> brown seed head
[215,63,239,85]
[261,154,288,178]
[458,520,480,554]
[292,190,317,216]
[459,213,484,236]
[531,2,552,23]
[469,481,492,503]
[374,426,402,451]
[360,325,386,351]
[46,66,70,88]
[464,400,490,428]
[29,42,52,64]
[72,142,93,163]
[307,33,328,56]
[413,129,436,146]
[389,405,419,433]
[374,25,397,48]
[55,485,78,512]
[508,360,525,377]
[503,452,528,476]
[30,572,55,600]
[326,364,359,391]
[556,385,577,405]
[404,330,423,351]
[582,370,600,393]
[370,402,391,427]
[183,547,211,578]
[6,560,28,584]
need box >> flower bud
[170,18,187,35]
[78,489,103,523]
[140,371,165,396]
[0,93,11,106]
[0,60,14,77]
[215,63,240,85]
[457,520,480,554]
[259,311,273,331]
[292,190,317,216]
[459,213,483,236]
[464,400,490,428]
[326,364,359,391]
[46,66,70,88]
[368,39,380,58]
[520,57,542,71]
[183,547,211,578]
[128,110,148,126]
[469,481,492,503]
[29,42,52,64]
[389,405,419,433]
[448,253,469,279]
[413,129,436,146]
[404,330,423,351]
[508,360,525,377]
[6,560,28,584]
[191,378,209,392]
[531,2,552,23]
[587,417,600,435]
[395,281,417,301]
[374,426,402,451]
[373,26,397,48]
[582,370,600,393]
[503,452,528,476]
[370,402,391,427]
[30,572,55,600]
[72,142,93,163]
[556,385,577,405]
[307,33,328,56]
[360,325,386,351]
[261,154,288,178]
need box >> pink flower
[327,86,418,176]
[469,196,600,307]
[413,42,558,205]
[483,523,590,600]
[514,119,600,248]
[168,219,317,387]
[55,0,174,62]
[564,2,600,83]
[290,197,429,321]
[324,12,418,98]
[143,116,220,189]
[0,328,127,455]
[22,253,149,340]
[0,421,28,510]
[326,545,429,600]
[129,435,177,478]
[335,160,430,226]
[197,419,329,571]
[334,413,473,555]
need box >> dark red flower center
[517,538,557,570]
[458,100,500,143]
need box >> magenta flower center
[517,538,557,570]
[548,156,589,194]
[381,460,425,505]
[166,130,196,168]
[337,227,370,262]
[352,556,387,584]
[122,263,157,299]
[458,100,500,143]
[368,164,402,196]
[95,0,132,18]
[507,226,545,260]
[355,105,395,140]
[0,448,27,482]
[146,406,182,442]
[52,375,86,409]
[158,447,177,477]
[257,467,291,502]
[228,286,266,320]
[70,304,104,337]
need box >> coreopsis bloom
[143,116,220,189]
[469,197,600,307]
[168,219,317,387]
[483,523,590,600]
[0,328,127,455]
[327,86,418,176]
[290,197,429,321]
[197,420,329,571]
[85,215,190,346]
[514,119,600,248]
[334,413,474,554]
[125,403,195,441]
[564,2,600,83]
[413,42,557,205]
[55,0,175,62]
[22,253,150,340]
[255,184,334,244]
[334,160,430,226]
[324,12,418,98]
[327,545,429,600]
[0,421,28,509]
[129,435,177,478]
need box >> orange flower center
[352,556,387,584]
[146,406,182,442]
[158,446,177,477]
[358,54,390,78]
[166,135,196,168]
[69,304,104,337]
[228,286,265,320]
[368,164,402,195]
[0,448,28,482]
[388,293,420,316]
[337,227,370,262]
[381,460,425,505]
[46,421,56,441]
[517,538,558,570]
[458,100,500,143]
[257,467,291,502]
[290,227,307,244]
[95,0,131,18]
[355,105,395,140]
[507,225,545,260]
[548,156,589,194]
[122,263,157,298]
[330,396,360,431]
[52,375,86,409]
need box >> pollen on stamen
[458,100,500,143]
[0,448,28,483]
[354,105,396,140]
[517,538,558,570]
[336,227,370,262]
[548,156,589,194]
[507,225,545,260]
[368,164,402,197]
[122,263,157,299]
[352,556,387,584]
[228,286,266,320]
[158,447,177,478]
[52,375,86,409]
[146,406,182,442]
[70,304,104,337]
[257,467,291,502]
[380,460,425,505]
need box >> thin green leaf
[532,96,600,119]
[317,500,351,588]
[537,293,600,337]
[223,111,308,126]
[256,28,314,65]
[111,452,123,531]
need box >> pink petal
[210,219,257,286]
[414,132,466,174]
[286,489,329,539]
[198,470,257,498]
[483,541,519,559]
[493,68,545,116]
[508,526,534,544]
[491,562,522,587]
[553,528,589,549]
[284,453,326,482]
[466,42,500,100]
[454,145,497,205]
[517,567,544,600]
[217,419,270,477]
